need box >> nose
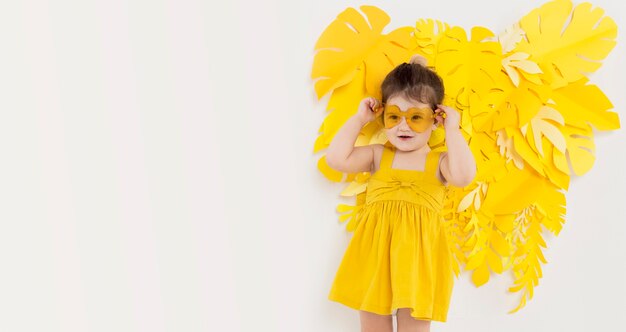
[397,116,410,130]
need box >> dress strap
[382,143,441,174]
[380,142,395,170]
[425,150,443,176]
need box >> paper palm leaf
[516,0,617,89]
[312,6,414,99]
[413,19,451,66]
[436,26,502,109]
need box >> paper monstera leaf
[312,0,619,315]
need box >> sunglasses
[375,104,436,133]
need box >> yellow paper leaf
[336,204,353,213]
[457,188,477,212]
[553,147,569,175]
[474,191,481,210]
[315,68,367,153]
[507,125,570,190]
[490,231,510,257]
[499,22,525,54]
[337,193,367,232]
[551,78,620,130]
[318,155,344,182]
[340,181,368,196]
[313,134,327,153]
[494,214,515,233]
[466,243,486,270]
[501,52,542,87]
[563,123,596,176]
[312,6,415,98]
[413,19,451,64]
[524,105,567,156]
[516,0,618,88]
[481,164,558,215]
[468,70,550,132]
[496,129,524,169]
[486,249,504,274]
[436,26,502,107]
[472,263,490,286]
[428,126,446,148]
[539,140,571,190]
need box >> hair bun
[409,54,428,66]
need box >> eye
[389,115,398,120]
[411,115,422,121]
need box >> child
[326,54,476,332]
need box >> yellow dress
[328,143,455,322]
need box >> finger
[373,100,381,111]
[373,99,380,109]
[372,99,380,110]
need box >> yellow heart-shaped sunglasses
[375,104,440,133]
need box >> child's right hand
[355,97,383,125]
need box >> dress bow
[388,179,420,189]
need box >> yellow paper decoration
[312,0,619,315]
[311,6,415,99]
[516,0,617,89]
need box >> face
[382,95,437,152]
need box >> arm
[436,105,477,187]
[325,97,381,173]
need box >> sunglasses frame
[375,103,438,132]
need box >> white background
[0,0,624,331]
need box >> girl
[326,55,476,332]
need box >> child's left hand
[434,105,461,130]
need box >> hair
[381,54,444,110]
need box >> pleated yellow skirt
[328,199,455,322]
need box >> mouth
[398,135,414,141]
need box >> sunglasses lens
[406,109,434,132]
[408,122,429,132]
[384,113,401,128]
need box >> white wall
[0,0,624,331]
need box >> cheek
[418,129,431,138]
